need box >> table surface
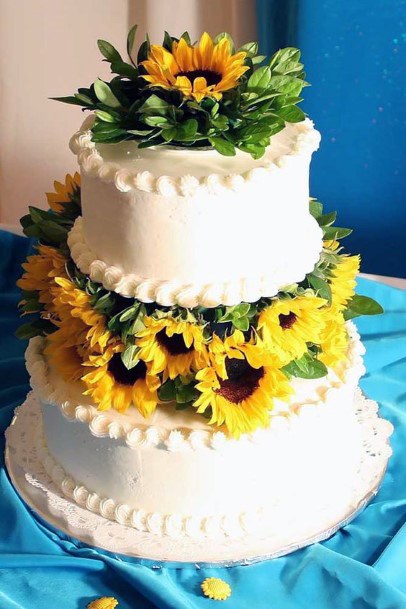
[0,230,405,609]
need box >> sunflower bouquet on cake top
[16,28,383,438]
[53,26,308,159]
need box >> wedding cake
[8,28,392,563]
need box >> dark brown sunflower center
[279,312,297,329]
[216,357,264,404]
[175,69,222,87]
[108,354,147,386]
[156,330,192,356]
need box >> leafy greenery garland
[53,27,308,159]
[17,187,382,411]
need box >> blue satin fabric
[0,229,405,608]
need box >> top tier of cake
[68,116,322,308]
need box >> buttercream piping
[69,116,321,197]
[37,426,268,539]
[26,325,365,453]
[67,215,323,307]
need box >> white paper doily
[5,391,393,566]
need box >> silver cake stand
[5,391,393,567]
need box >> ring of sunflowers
[16,175,382,438]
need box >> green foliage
[310,198,352,241]
[120,344,141,370]
[15,318,56,339]
[343,295,384,320]
[216,303,257,332]
[283,353,328,379]
[158,377,199,409]
[20,196,80,248]
[53,28,308,157]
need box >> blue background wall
[257,0,405,277]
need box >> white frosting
[68,117,323,307]
[70,115,321,196]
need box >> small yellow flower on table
[87,597,118,609]
[201,577,232,601]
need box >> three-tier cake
[6,29,393,563]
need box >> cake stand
[5,391,393,567]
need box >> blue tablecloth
[0,230,405,609]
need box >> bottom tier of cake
[21,322,393,548]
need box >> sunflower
[318,310,349,372]
[257,295,327,364]
[141,32,249,102]
[194,350,292,438]
[81,342,160,416]
[51,277,110,351]
[44,325,88,383]
[208,329,279,378]
[135,316,208,380]
[329,255,360,311]
[17,244,68,313]
[46,172,81,213]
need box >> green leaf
[127,128,155,136]
[176,382,198,404]
[283,353,328,379]
[162,127,177,142]
[120,344,140,370]
[232,316,250,331]
[119,303,140,322]
[269,48,301,68]
[95,110,117,123]
[214,32,235,52]
[144,115,172,128]
[50,95,91,107]
[28,206,53,224]
[234,303,251,317]
[127,24,138,64]
[93,79,121,108]
[180,31,191,45]
[15,318,56,340]
[93,292,114,313]
[307,274,332,303]
[176,118,198,139]
[238,142,266,159]
[343,295,384,320]
[163,31,173,51]
[20,298,41,313]
[318,211,337,227]
[20,214,34,229]
[270,75,305,96]
[238,41,258,57]
[208,136,236,156]
[137,37,150,64]
[323,226,353,240]
[110,61,138,79]
[74,93,94,105]
[247,66,272,93]
[139,94,170,116]
[158,380,176,402]
[252,55,267,65]
[97,39,123,63]
[309,199,323,219]
[275,105,305,123]
[40,221,68,244]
